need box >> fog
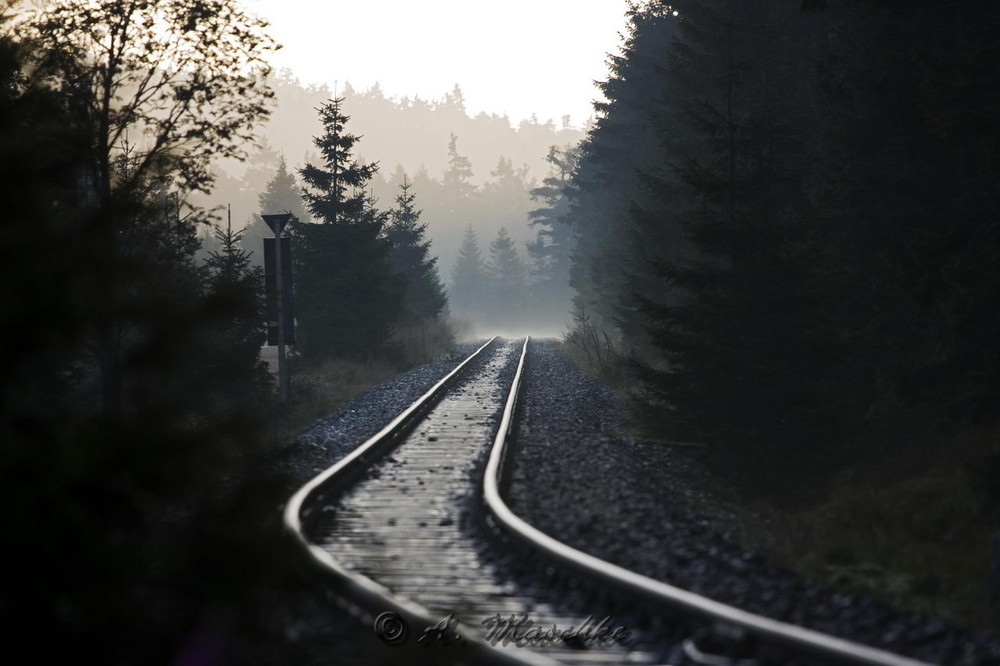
[7,1,999,662]
[193,74,583,335]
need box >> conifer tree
[449,224,487,321]
[634,1,842,493]
[299,97,379,225]
[387,177,447,319]
[564,2,677,339]
[202,215,272,409]
[486,226,528,320]
[244,155,307,266]
[358,188,391,229]
[443,133,475,199]
[566,0,842,495]
[527,144,579,319]
[293,97,402,362]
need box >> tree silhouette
[449,224,487,321]
[300,96,379,225]
[387,177,448,320]
[443,133,476,199]
[202,214,273,411]
[12,0,277,414]
[0,12,289,660]
[293,97,402,361]
[527,144,579,319]
[243,155,308,266]
[486,226,528,322]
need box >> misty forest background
[2,0,999,663]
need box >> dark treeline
[568,0,999,498]
[0,1,291,662]
[565,0,1000,619]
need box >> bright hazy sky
[246,0,630,128]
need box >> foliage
[202,216,274,411]
[485,226,528,323]
[766,456,997,629]
[299,96,378,225]
[527,143,579,322]
[15,0,277,196]
[567,0,1000,502]
[561,304,625,385]
[627,1,845,494]
[9,0,277,414]
[386,176,448,320]
[562,0,1000,624]
[449,223,487,321]
[443,132,475,198]
[293,97,403,362]
[243,155,308,266]
[564,2,679,338]
[0,8,292,662]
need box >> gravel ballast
[507,338,1000,665]
[252,337,1000,665]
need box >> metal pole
[275,228,289,401]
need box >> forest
[198,74,585,335]
[1,0,999,662]
[0,0,580,659]
[560,0,1000,628]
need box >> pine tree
[449,224,487,321]
[292,97,403,362]
[387,177,447,319]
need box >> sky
[246,0,630,129]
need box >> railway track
[284,337,933,666]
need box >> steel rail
[283,336,559,666]
[481,336,932,666]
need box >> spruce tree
[299,97,379,224]
[807,1,1000,438]
[449,224,487,321]
[202,215,272,410]
[564,2,678,339]
[608,1,842,495]
[293,97,403,362]
[443,133,475,199]
[527,144,579,320]
[387,177,448,319]
[486,227,528,321]
[244,155,307,266]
